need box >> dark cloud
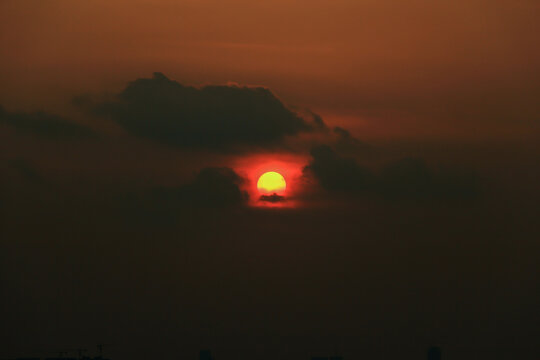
[259,193,286,203]
[305,146,478,201]
[379,158,479,201]
[82,72,313,149]
[95,167,249,225]
[2,159,46,198]
[6,158,45,184]
[139,167,249,213]
[179,167,249,206]
[332,126,371,153]
[304,109,328,131]
[379,157,434,199]
[304,145,374,193]
[0,105,95,139]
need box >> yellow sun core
[257,171,286,194]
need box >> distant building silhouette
[13,357,106,360]
[12,345,111,360]
[312,356,343,360]
[199,350,213,360]
[427,346,441,360]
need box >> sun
[257,171,286,194]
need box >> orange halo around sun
[257,171,286,194]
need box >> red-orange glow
[231,153,309,207]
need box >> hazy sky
[1,2,540,360]
[2,0,539,140]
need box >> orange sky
[2,4,540,357]
[1,0,539,141]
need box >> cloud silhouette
[259,193,286,203]
[332,126,371,153]
[82,72,313,149]
[379,157,433,199]
[180,167,249,205]
[379,157,479,200]
[6,158,45,184]
[305,145,478,201]
[0,105,95,139]
[111,167,249,224]
[146,167,249,210]
[304,145,374,193]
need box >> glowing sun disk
[257,171,286,194]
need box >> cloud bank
[82,72,313,150]
[305,145,478,201]
[143,167,249,211]
[0,105,95,139]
